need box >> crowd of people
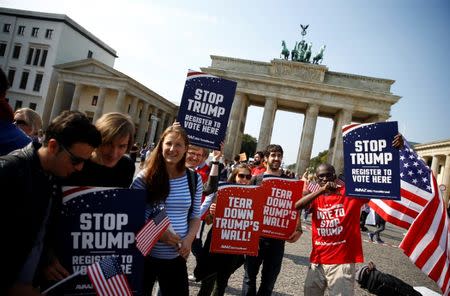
[0,66,410,296]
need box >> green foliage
[240,134,257,159]
[309,150,329,172]
[287,163,296,170]
[286,150,328,172]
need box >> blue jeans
[242,238,285,296]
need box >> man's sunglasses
[317,173,335,179]
[237,173,252,180]
[60,144,89,165]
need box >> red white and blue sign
[343,121,400,200]
[177,70,237,150]
[55,187,146,295]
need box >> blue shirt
[131,171,202,259]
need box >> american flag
[136,207,170,256]
[87,256,132,296]
[369,140,450,295]
[306,178,344,193]
[399,173,450,295]
[368,141,435,229]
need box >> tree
[309,150,329,171]
[286,150,329,174]
[240,134,257,160]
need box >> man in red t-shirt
[296,163,367,296]
[251,151,266,176]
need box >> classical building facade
[0,8,177,145]
[201,55,401,175]
[415,139,450,201]
[49,59,177,146]
[0,8,116,121]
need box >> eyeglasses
[14,119,29,126]
[187,151,204,158]
[60,144,89,165]
[237,173,252,180]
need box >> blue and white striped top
[131,170,202,259]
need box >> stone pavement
[133,163,441,295]
[186,220,442,295]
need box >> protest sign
[259,177,303,240]
[177,70,237,150]
[210,184,261,255]
[343,121,400,199]
[56,187,146,295]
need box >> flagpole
[41,271,81,294]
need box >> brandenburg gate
[201,55,400,176]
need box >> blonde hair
[95,112,135,152]
[14,108,42,136]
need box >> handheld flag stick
[41,271,81,294]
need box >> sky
[3,0,449,165]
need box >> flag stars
[400,156,405,161]
[422,177,428,183]
[412,179,418,184]
[417,169,423,175]
[413,162,419,167]
[403,163,410,168]
[408,171,414,176]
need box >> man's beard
[268,161,280,171]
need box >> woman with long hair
[196,163,252,296]
[131,125,202,295]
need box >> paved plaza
[134,164,442,295]
[186,221,441,295]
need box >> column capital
[306,104,319,115]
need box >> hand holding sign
[177,71,237,150]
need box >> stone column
[224,93,244,160]
[128,97,138,120]
[114,88,127,113]
[327,116,338,164]
[155,112,167,142]
[256,97,277,152]
[136,102,150,145]
[365,114,390,123]
[442,155,450,202]
[329,109,352,174]
[92,87,107,123]
[50,80,65,120]
[233,98,249,157]
[296,104,319,176]
[147,109,159,145]
[431,155,440,177]
[70,83,83,111]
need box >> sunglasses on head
[237,173,252,180]
[60,144,88,165]
[14,119,28,126]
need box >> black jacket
[357,265,422,296]
[0,142,60,293]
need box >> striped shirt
[131,171,202,259]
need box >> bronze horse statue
[291,41,299,61]
[313,45,326,64]
[280,40,289,60]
